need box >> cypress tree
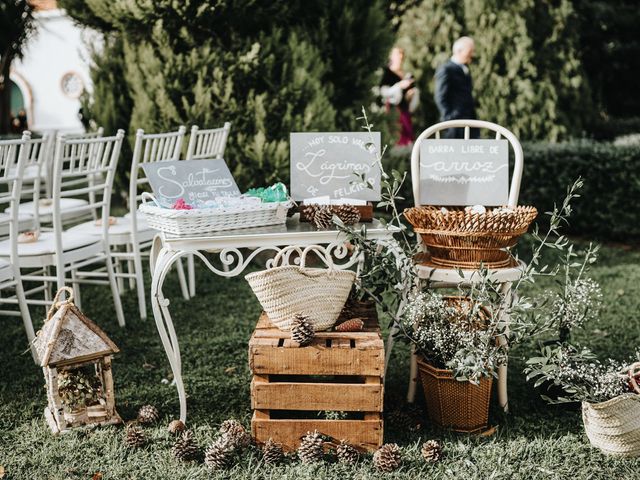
[60,0,393,188]
[397,0,592,141]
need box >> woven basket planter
[245,247,355,332]
[417,357,492,433]
[582,362,640,456]
[404,205,537,269]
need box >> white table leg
[150,243,188,422]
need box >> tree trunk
[0,51,14,135]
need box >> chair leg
[126,243,136,291]
[14,269,37,363]
[105,250,126,327]
[175,258,190,301]
[407,346,419,403]
[70,269,82,310]
[187,254,196,297]
[132,242,147,320]
[114,249,125,293]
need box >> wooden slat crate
[249,302,384,451]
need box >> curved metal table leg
[150,240,189,422]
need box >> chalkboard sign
[290,132,381,201]
[419,139,509,206]
[142,159,241,207]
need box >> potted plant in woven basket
[526,344,640,456]
[398,292,506,433]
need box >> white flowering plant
[400,291,507,383]
[525,344,639,403]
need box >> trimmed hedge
[385,141,640,240]
[520,142,640,239]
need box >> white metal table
[148,215,395,422]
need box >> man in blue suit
[434,37,479,138]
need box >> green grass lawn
[1,241,640,479]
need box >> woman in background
[380,47,419,146]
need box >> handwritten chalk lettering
[142,159,241,204]
[419,139,509,206]
[290,132,381,201]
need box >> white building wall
[11,8,100,134]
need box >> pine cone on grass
[297,430,325,464]
[137,404,159,424]
[172,430,199,461]
[291,314,315,346]
[204,437,235,470]
[334,205,361,225]
[219,419,251,450]
[421,440,443,463]
[336,441,359,464]
[373,443,402,472]
[124,425,146,448]
[168,419,185,435]
[262,438,285,465]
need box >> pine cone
[335,318,364,332]
[336,441,359,464]
[297,430,324,464]
[334,205,361,225]
[137,404,159,424]
[262,438,284,465]
[291,314,315,346]
[172,430,199,461]
[124,425,146,448]
[373,443,402,472]
[204,437,235,470]
[421,440,443,463]
[308,205,334,229]
[219,419,251,450]
[168,419,186,435]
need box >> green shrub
[385,141,640,239]
[60,0,394,191]
[520,142,640,239]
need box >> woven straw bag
[245,246,356,332]
[582,362,640,456]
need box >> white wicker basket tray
[138,193,292,236]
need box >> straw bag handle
[270,245,337,271]
[46,286,75,321]
[629,362,640,394]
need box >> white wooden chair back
[0,133,30,262]
[410,120,524,208]
[51,130,125,249]
[129,127,187,216]
[185,122,231,160]
[55,128,105,193]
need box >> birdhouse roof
[34,302,119,367]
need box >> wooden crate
[249,302,384,451]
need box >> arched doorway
[8,72,33,134]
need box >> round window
[60,72,84,99]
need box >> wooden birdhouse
[34,287,122,434]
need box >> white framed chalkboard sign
[419,139,509,206]
[290,132,381,201]
[142,159,241,207]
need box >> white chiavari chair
[68,127,189,320]
[184,122,232,296]
[0,130,127,327]
[0,132,37,361]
